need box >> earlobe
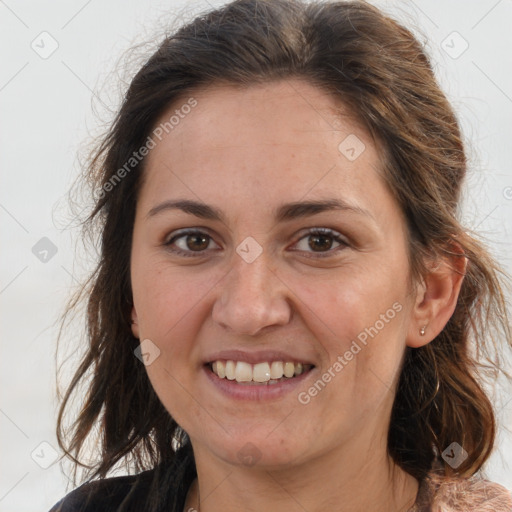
[131,306,140,339]
[406,246,467,348]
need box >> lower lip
[203,365,315,401]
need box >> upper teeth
[211,360,309,383]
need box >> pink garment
[409,472,512,511]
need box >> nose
[212,248,292,336]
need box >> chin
[206,432,310,470]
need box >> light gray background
[1,0,511,510]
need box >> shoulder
[48,469,156,512]
[418,472,512,512]
[48,445,196,512]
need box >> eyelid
[163,227,349,258]
[289,227,348,257]
[164,228,220,257]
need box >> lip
[202,362,316,401]
[203,349,315,365]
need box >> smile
[209,360,314,384]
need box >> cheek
[297,264,406,341]
[132,258,220,341]
[133,263,210,419]
[295,278,407,429]
[292,263,409,395]
[144,360,206,435]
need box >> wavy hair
[57,0,511,487]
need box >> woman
[51,0,512,510]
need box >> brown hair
[57,0,511,487]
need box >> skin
[130,79,465,512]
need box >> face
[130,79,418,470]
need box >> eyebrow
[146,198,374,223]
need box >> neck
[184,435,419,512]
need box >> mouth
[206,360,315,385]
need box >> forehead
[156,79,367,154]
[139,79,394,223]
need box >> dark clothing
[49,446,196,512]
[49,470,164,512]
[50,447,512,512]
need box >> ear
[131,306,140,339]
[407,244,467,348]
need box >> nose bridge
[212,243,291,335]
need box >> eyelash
[163,227,348,259]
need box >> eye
[164,229,219,257]
[292,228,348,257]
[163,227,348,258]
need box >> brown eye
[293,228,348,257]
[308,233,335,252]
[164,229,219,257]
[184,233,210,251]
